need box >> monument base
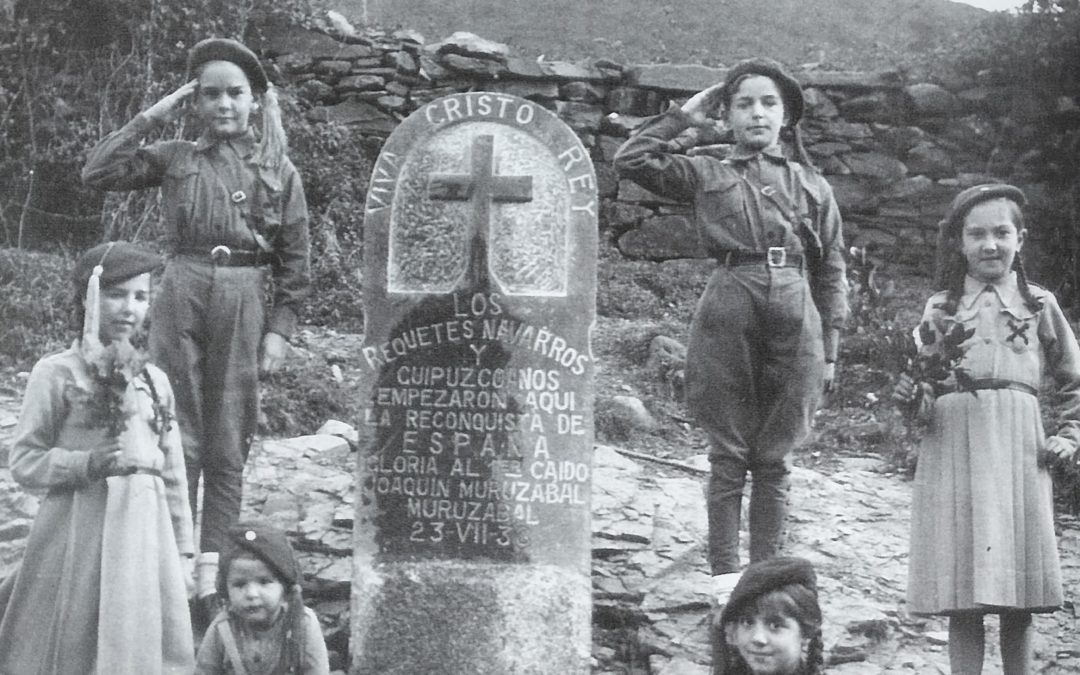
[351,561,592,674]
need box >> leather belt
[718,247,803,269]
[940,378,1038,397]
[115,466,163,478]
[175,245,271,267]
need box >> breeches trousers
[686,266,825,573]
[150,259,267,553]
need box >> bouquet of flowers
[79,265,169,438]
[902,319,976,421]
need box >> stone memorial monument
[352,92,598,674]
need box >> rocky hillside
[339,0,988,71]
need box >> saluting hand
[143,79,198,125]
[680,83,726,126]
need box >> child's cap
[218,520,301,595]
[940,183,1027,235]
[720,556,818,625]
[187,38,269,93]
[72,241,161,299]
[721,58,805,125]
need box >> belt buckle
[767,246,787,267]
[210,245,232,265]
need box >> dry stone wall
[251,22,1079,268]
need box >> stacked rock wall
[252,23,1078,268]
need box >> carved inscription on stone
[359,92,597,566]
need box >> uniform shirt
[82,113,310,338]
[916,273,1080,449]
[614,107,849,361]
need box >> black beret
[186,38,269,93]
[73,242,161,300]
[940,183,1027,236]
[217,521,301,597]
[720,556,818,625]
[721,57,805,126]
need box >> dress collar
[195,128,257,158]
[960,272,1019,310]
[728,144,787,164]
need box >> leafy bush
[259,364,353,437]
[0,248,74,368]
[287,107,371,331]
[0,0,326,249]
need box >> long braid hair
[713,585,825,675]
[278,582,308,673]
[254,83,288,169]
[934,196,1042,316]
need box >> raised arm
[612,84,727,202]
[81,80,197,191]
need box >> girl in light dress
[0,241,195,674]
[895,184,1079,673]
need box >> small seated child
[712,557,824,675]
[196,521,330,674]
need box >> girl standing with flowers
[0,242,195,674]
[894,184,1080,673]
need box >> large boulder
[905,83,962,117]
[905,142,956,179]
[842,151,908,182]
[424,31,510,60]
[625,64,726,93]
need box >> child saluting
[0,242,196,673]
[614,59,848,587]
[81,38,311,624]
[196,521,329,674]
[894,184,1079,673]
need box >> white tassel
[81,264,106,363]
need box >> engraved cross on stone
[427,134,534,288]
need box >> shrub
[0,0,327,250]
[259,364,354,437]
[0,247,74,368]
[287,107,371,331]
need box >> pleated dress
[0,345,196,674]
[907,274,1080,614]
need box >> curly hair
[713,585,825,675]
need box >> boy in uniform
[614,58,847,587]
